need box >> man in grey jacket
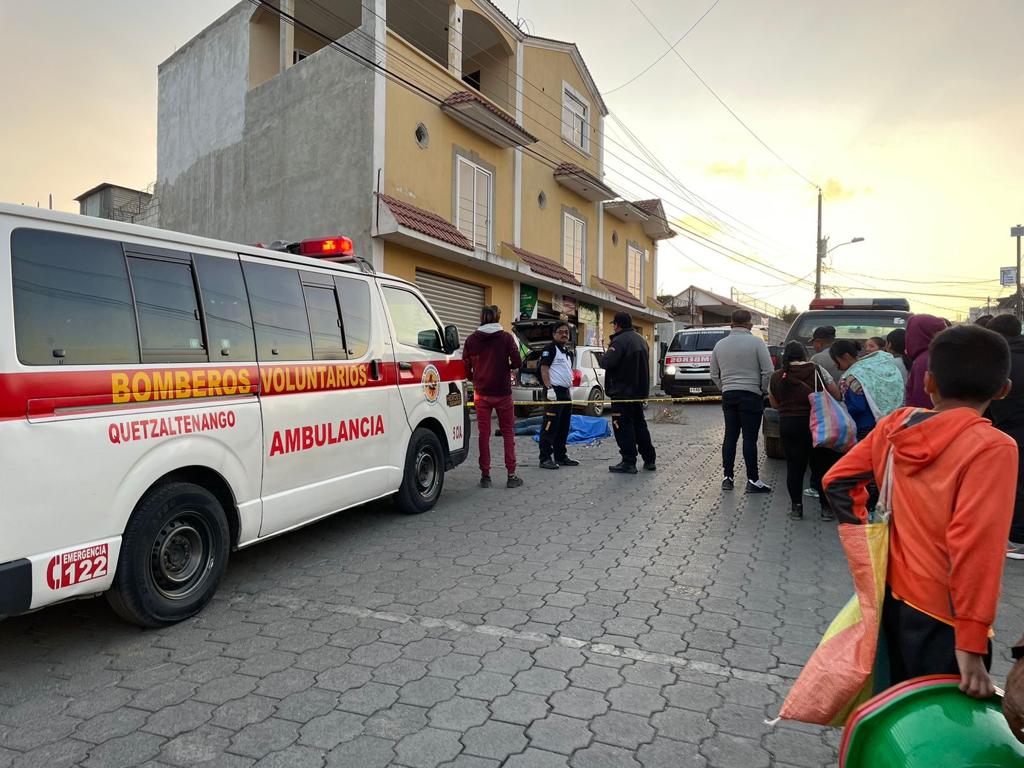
[710,310,774,493]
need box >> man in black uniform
[603,312,656,474]
[537,322,579,470]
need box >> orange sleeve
[947,441,1019,653]
[823,425,882,525]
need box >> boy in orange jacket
[825,324,1016,698]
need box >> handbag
[809,367,857,453]
[779,442,898,726]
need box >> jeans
[611,402,655,465]
[1013,446,1024,542]
[779,416,842,507]
[539,386,572,462]
[475,394,516,476]
[722,390,763,482]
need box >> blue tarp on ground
[523,415,612,445]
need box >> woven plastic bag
[809,368,857,452]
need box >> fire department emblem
[421,364,441,404]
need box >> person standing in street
[809,326,841,382]
[603,312,656,474]
[711,309,774,493]
[463,305,524,489]
[905,314,949,408]
[538,322,579,470]
[986,314,1024,559]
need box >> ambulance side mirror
[443,324,460,354]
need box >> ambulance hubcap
[414,448,439,499]
[152,514,211,600]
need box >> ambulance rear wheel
[107,482,230,627]
[397,428,445,514]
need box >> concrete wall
[157,2,377,257]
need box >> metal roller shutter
[415,270,486,344]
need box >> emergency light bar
[809,298,910,312]
[298,236,354,259]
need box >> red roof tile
[504,243,582,286]
[596,276,645,308]
[632,199,661,216]
[442,91,537,142]
[376,194,473,251]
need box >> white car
[510,320,606,417]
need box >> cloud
[821,177,873,202]
[706,159,748,180]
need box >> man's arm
[507,334,523,370]
[538,344,553,388]
[462,338,475,382]
[602,341,623,373]
[710,348,721,389]
[757,342,774,393]
[822,426,882,524]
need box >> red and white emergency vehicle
[0,203,469,626]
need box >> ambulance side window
[302,284,346,361]
[382,286,443,352]
[195,254,256,360]
[336,277,371,358]
[11,228,140,365]
[127,255,207,364]
[242,262,313,361]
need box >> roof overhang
[441,93,537,149]
[554,165,617,203]
[603,200,650,224]
[633,199,676,240]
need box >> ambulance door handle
[398,362,413,371]
[370,358,384,380]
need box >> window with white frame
[562,83,589,154]
[563,212,586,283]
[455,156,492,249]
[627,244,644,298]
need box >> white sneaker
[1007,541,1024,560]
[803,487,820,499]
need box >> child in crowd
[825,325,1016,698]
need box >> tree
[781,304,800,324]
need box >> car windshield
[790,313,909,344]
[669,330,728,352]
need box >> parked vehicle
[511,319,606,417]
[0,203,469,626]
[763,298,912,458]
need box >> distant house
[74,183,159,228]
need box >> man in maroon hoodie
[463,305,524,488]
[905,314,949,408]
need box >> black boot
[789,503,803,520]
[608,461,638,474]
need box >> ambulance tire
[397,428,445,515]
[107,482,230,627]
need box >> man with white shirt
[538,322,579,470]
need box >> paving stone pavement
[2,403,1023,768]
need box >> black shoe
[643,462,656,471]
[506,475,523,488]
[480,475,492,488]
[820,506,835,521]
[609,462,638,474]
[722,477,734,491]
[746,480,772,494]
[539,460,560,470]
[789,503,804,520]
[557,457,580,467]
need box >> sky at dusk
[2,0,1022,318]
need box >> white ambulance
[0,203,469,626]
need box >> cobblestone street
[2,403,1023,768]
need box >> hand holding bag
[809,367,857,453]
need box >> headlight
[665,365,677,376]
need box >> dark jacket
[463,325,522,397]
[603,328,650,400]
[989,334,1024,444]
[769,361,821,418]
[905,314,947,408]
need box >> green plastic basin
[840,675,1024,767]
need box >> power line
[603,0,723,95]
[627,0,819,189]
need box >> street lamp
[815,236,865,298]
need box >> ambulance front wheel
[107,481,230,627]
[397,428,445,514]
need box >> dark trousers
[779,416,843,507]
[539,386,572,462]
[880,587,991,688]
[1013,447,1024,543]
[722,390,763,482]
[611,402,655,466]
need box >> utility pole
[814,189,823,299]
[1014,225,1024,322]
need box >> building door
[415,270,485,343]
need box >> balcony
[553,163,617,203]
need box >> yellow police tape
[467,395,719,408]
